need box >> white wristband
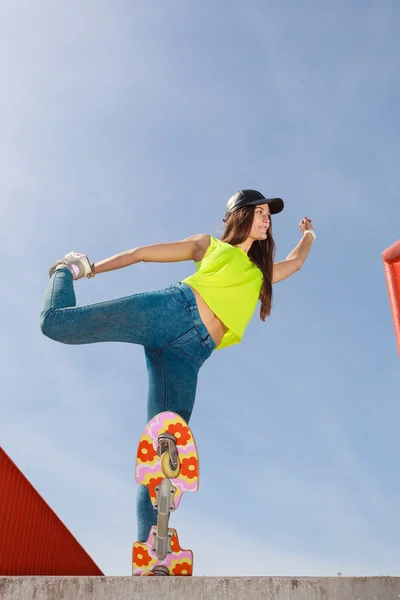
[303,230,316,240]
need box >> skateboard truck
[153,477,175,560]
[157,432,180,478]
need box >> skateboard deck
[132,411,199,576]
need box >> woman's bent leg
[40,268,145,344]
[40,268,183,346]
[136,345,200,542]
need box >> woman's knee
[40,309,71,344]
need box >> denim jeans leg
[40,269,193,347]
[40,267,147,344]
[136,345,200,542]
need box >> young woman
[40,189,315,544]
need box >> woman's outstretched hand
[299,217,314,233]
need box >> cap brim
[266,198,284,214]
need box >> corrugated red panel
[0,447,104,575]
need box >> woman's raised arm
[93,234,210,274]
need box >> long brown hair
[221,206,275,320]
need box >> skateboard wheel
[152,565,170,576]
[161,450,180,479]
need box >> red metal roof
[0,447,104,575]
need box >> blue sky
[1,0,399,576]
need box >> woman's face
[249,204,271,240]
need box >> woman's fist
[299,217,314,234]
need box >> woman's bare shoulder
[184,233,212,262]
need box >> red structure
[382,240,400,356]
[0,447,104,575]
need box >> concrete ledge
[1,576,400,600]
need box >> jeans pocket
[168,327,205,367]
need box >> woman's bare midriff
[186,285,228,347]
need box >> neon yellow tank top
[181,236,263,350]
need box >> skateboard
[132,411,199,576]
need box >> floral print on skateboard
[135,411,199,510]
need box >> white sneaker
[49,252,94,280]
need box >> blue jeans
[40,268,216,541]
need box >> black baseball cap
[224,189,284,221]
